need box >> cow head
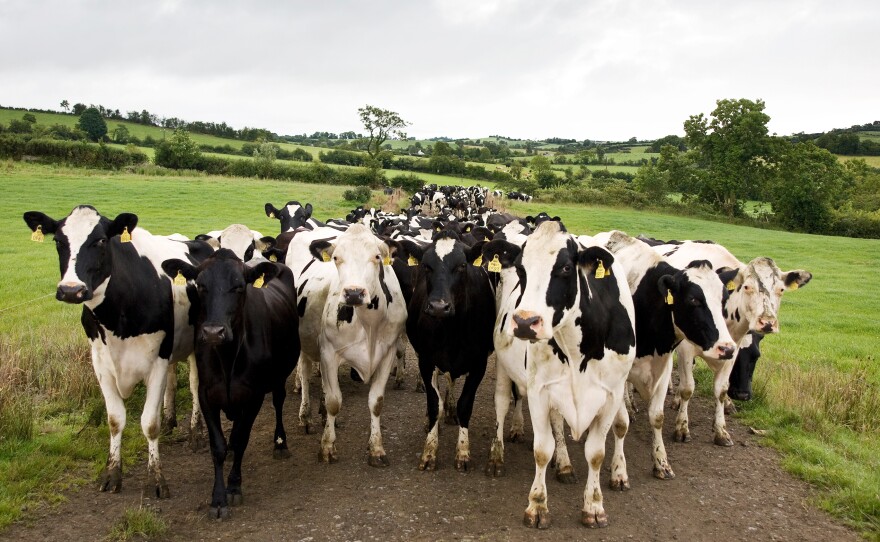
[728,257,812,334]
[728,331,763,401]
[402,232,485,318]
[162,249,280,345]
[659,260,738,360]
[310,224,394,307]
[265,201,313,233]
[196,224,263,262]
[24,206,137,304]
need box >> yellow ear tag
[606,267,612,276]
[173,271,186,286]
[253,274,265,289]
[472,254,483,267]
[465,226,471,233]
[487,254,502,273]
[435,227,441,232]
[382,255,391,266]
[727,280,736,291]
[31,225,44,243]
[269,211,276,219]
[408,255,418,266]
[666,291,674,305]
[120,227,132,243]
[788,282,799,291]
[269,253,278,262]
[321,251,330,262]
[595,261,606,279]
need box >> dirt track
[3,345,860,542]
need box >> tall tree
[77,107,108,142]
[683,98,771,217]
[357,105,409,159]
[60,99,70,113]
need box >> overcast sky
[1,0,877,142]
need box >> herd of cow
[22,186,811,528]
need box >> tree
[683,98,771,217]
[77,107,108,142]
[60,99,70,113]
[253,138,277,178]
[22,113,37,124]
[357,105,409,159]
[112,124,130,143]
[530,155,559,188]
[633,163,669,200]
[154,128,201,169]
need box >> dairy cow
[482,221,636,529]
[265,200,324,232]
[23,206,212,497]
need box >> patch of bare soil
[3,346,860,542]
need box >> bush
[389,173,423,194]
[343,186,372,203]
[826,211,880,239]
[319,149,365,166]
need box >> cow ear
[23,211,59,235]
[471,226,492,242]
[481,239,520,268]
[465,241,487,265]
[461,222,475,234]
[399,240,425,263]
[265,203,280,219]
[782,270,812,291]
[255,235,275,252]
[198,235,220,249]
[658,274,676,299]
[161,259,199,281]
[309,239,335,261]
[381,238,402,259]
[717,267,740,290]
[578,246,615,276]
[246,262,281,286]
[431,220,444,233]
[525,215,535,225]
[303,203,313,219]
[108,213,138,238]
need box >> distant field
[839,155,880,168]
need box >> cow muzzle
[755,317,778,334]
[713,343,737,360]
[425,298,453,318]
[56,282,91,303]
[343,287,367,306]
[200,324,229,345]
[512,311,544,341]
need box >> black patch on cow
[297,278,309,297]
[663,247,679,257]
[81,307,105,343]
[299,257,317,276]
[544,239,580,329]
[337,304,354,324]
[379,264,393,305]
[734,308,740,322]
[500,312,507,332]
[577,268,635,370]
[666,263,722,352]
[632,263,678,358]
[297,297,307,318]
[367,295,380,310]
[548,337,569,365]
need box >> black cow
[401,231,496,471]
[161,249,300,519]
[23,206,213,497]
[728,331,763,401]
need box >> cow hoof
[226,491,243,506]
[393,378,405,390]
[300,421,313,435]
[454,458,471,472]
[209,506,230,520]
[724,402,737,416]
[714,434,734,447]
[444,413,459,426]
[161,417,177,436]
[653,466,676,480]
[98,466,122,493]
[670,398,682,411]
[485,460,504,477]
[507,429,524,443]
[319,448,338,463]
[154,475,170,499]
[581,510,608,528]
[415,380,425,393]
[673,430,691,443]
[555,466,578,484]
[418,457,436,471]
[189,431,207,452]
[368,454,390,468]
[273,447,291,460]
[523,507,550,529]
[609,477,630,491]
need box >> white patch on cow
[216,224,256,261]
[434,238,456,261]
[58,206,102,288]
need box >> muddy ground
[3,345,860,542]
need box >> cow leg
[609,402,630,490]
[646,354,675,479]
[202,393,229,519]
[272,383,290,459]
[454,362,486,472]
[291,362,303,394]
[672,344,697,443]
[420,363,441,471]
[187,354,206,452]
[551,408,576,484]
[318,359,341,464]
[524,389,553,529]
[93,350,125,494]
[486,366,512,477]
[707,356,737,447]
[142,359,170,499]
[297,353,313,434]
[226,398,262,507]
[393,335,406,390]
[509,384,525,442]
[366,351,395,467]
[161,360,178,435]
[444,374,459,425]
[581,404,616,528]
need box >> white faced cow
[23,206,212,497]
[482,221,636,529]
[594,231,737,482]
[306,224,407,466]
[651,240,811,446]
[196,224,269,262]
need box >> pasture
[0,162,878,536]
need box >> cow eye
[689,297,701,307]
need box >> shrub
[343,186,372,203]
[389,173,423,194]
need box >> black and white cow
[482,221,636,529]
[161,249,299,519]
[265,201,324,232]
[594,231,737,481]
[401,232,496,471]
[23,206,212,497]
[651,240,811,445]
[728,331,763,401]
[306,224,407,465]
[196,224,269,262]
